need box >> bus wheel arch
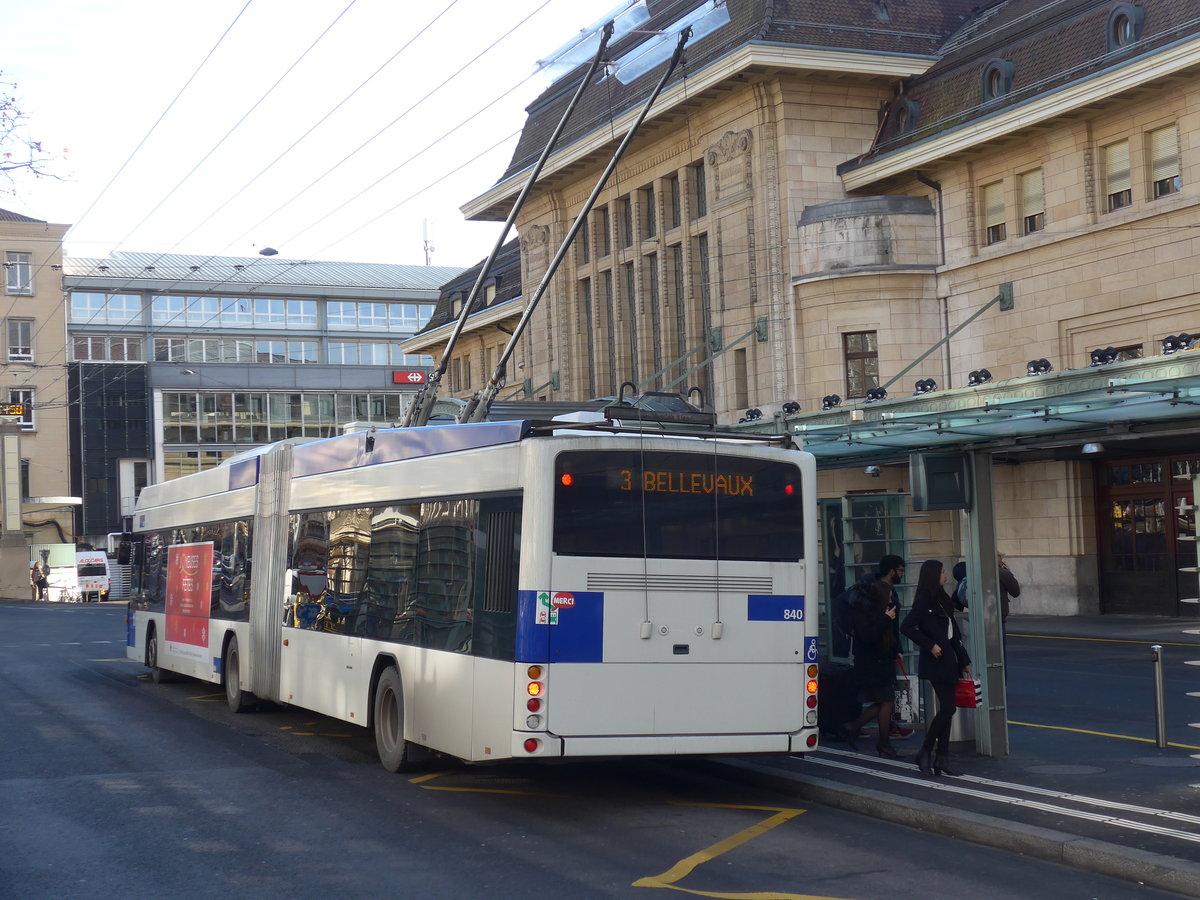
[372,661,416,772]
[222,632,256,713]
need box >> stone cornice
[463,43,936,220]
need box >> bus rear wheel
[223,636,256,713]
[147,627,168,684]
[374,667,414,772]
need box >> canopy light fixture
[821,394,842,410]
[913,378,938,395]
[865,387,888,402]
[967,369,993,386]
[739,407,763,423]
[781,401,801,415]
[1090,347,1119,366]
[1082,442,1104,454]
[1162,333,1195,355]
[1026,358,1053,376]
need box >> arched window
[1107,4,1145,51]
[982,59,1015,101]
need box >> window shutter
[983,182,1005,227]
[1150,126,1179,182]
[1106,141,1131,193]
[1021,169,1045,215]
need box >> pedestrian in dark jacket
[901,559,971,777]
[841,580,901,758]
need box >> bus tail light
[523,738,541,754]
[806,695,817,709]
[806,679,818,694]
[806,734,818,748]
[524,667,547,730]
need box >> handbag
[954,677,982,708]
[893,658,919,724]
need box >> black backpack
[831,584,861,654]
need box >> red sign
[392,370,427,384]
[165,542,214,660]
[551,592,575,609]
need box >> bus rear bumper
[515,731,814,758]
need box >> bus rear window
[553,449,803,561]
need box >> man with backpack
[828,555,913,742]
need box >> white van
[76,549,111,601]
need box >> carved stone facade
[465,0,1200,616]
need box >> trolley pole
[1151,644,1168,749]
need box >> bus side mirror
[117,535,132,565]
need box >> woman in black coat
[843,580,902,758]
[901,559,971,776]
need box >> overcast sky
[0,0,624,268]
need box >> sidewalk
[709,615,1200,897]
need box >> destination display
[553,449,803,561]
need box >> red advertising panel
[165,542,214,661]
[392,370,427,385]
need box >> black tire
[223,635,256,713]
[147,627,167,684]
[374,667,413,772]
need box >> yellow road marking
[634,803,846,899]
[409,771,454,784]
[409,775,841,897]
[1009,633,1199,647]
[407,768,563,797]
[1010,719,1200,751]
[190,692,225,703]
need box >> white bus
[125,418,819,769]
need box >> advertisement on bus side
[165,542,214,661]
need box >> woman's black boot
[914,745,933,775]
[839,724,860,752]
[933,755,961,776]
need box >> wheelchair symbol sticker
[805,637,819,662]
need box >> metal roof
[63,251,465,293]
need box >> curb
[705,758,1200,898]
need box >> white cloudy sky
[0,0,624,268]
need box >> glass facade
[69,293,435,366]
[161,390,409,480]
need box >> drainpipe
[914,171,950,387]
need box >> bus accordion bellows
[124,417,819,770]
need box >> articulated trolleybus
[125,416,819,769]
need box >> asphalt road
[1006,621,1199,748]
[0,602,1192,899]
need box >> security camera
[864,465,881,477]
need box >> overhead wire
[229,0,556,256]
[105,0,363,255]
[167,0,468,259]
[28,0,576,410]
[63,0,256,243]
[22,0,489,395]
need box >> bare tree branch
[0,72,66,194]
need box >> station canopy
[775,352,1200,466]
